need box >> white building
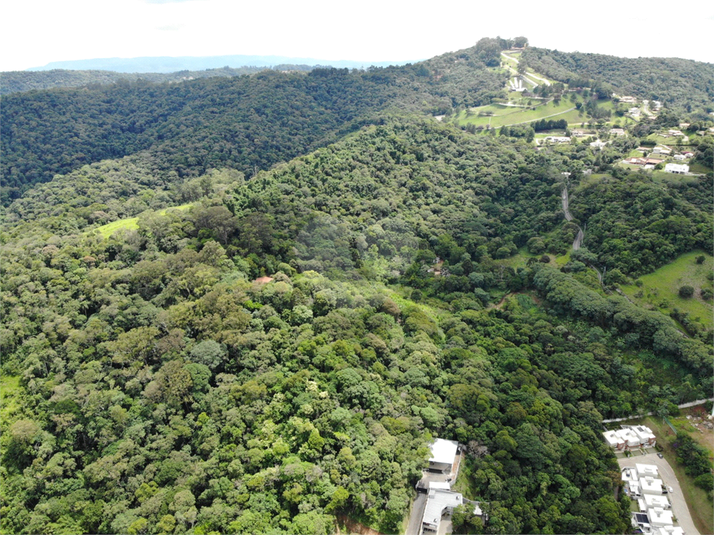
[653,146,671,155]
[636,463,659,478]
[428,439,459,473]
[644,494,670,509]
[542,136,571,144]
[609,128,626,136]
[590,140,607,150]
[421,489,464,534]
[640,477,665,495]
[631,426,656,447]
[654,526,684,535]
[648,507,674,528]
[664,163,689,174]
[604,428,642,450]
[629,481,642,497]
[673,154,686,161]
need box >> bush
[678,285,695,298]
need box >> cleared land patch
[620,251,714,331]
[95,203,193,238]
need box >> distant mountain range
[27,54,413,73]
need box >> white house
[664,163,689,174]
[428,439,459,473]
[542,136,571,144]
[629,107,641,117]
[590,140,607,150]
[654,526,684,535]
[629,481,642,497]
[673,154,686,161]
[653,146,671,155]
[640,477,665,495]
[644,494,670,509]
[604,428,642,450]
[647,507,674,528]
[635,463,659,478]
[609,128,626,136]
[630,426,655,447]
[421,489,464,534]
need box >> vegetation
[0,38,712,535]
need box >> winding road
[561,187,583,250]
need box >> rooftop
[422,489,463,529]
[429,438,459,465]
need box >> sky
[2,0,714,71]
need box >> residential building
[609,128,626,136]
[542,136,571,144]
[428,439,459,473]
[590,140,606,150]
[664,163,689,174]
[631,427,656,447]
[654,526,684,535]
[643,494,670,509]
[421,489,463,534]
[635,463,659,478]
[648,507,674,528]
[673,154,686,161]
[640,477,665,495]
[653,146,671,155]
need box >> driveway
[618,452,700,535]
[405,492,427,535]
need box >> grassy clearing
[0,375,22,425]
[95,203,193,239]
[453,99,584,129]
[689,161,712,174]
[620,251,714,330]
[636,416,714,535]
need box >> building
[619,96,637,104]
[653,146,671,155]
[673,154,686,161]
[640,477,665,495]
[428,439,459,473]
[604,428,641,450]
[664,163,689,174]
[542,136,571,144]
[610,128,626,136]
[629,107,641,117]
[648,507,674,528]
[631,427,656,447]
[421,489,464,534]
[590,140,607,150]
[643,494,670,509]
[635,463,659,478]
[654,526,684,535]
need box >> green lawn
[454,99,584,129]
[95,203,193,239]
[620,251,714,330]
[0,375,22,425]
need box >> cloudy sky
[2,0,713,71]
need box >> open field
[453,99,584,129]
[95,203,193,238]
[620,251,714,330]
[0,375,22,425]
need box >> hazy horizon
[2,0,713,73]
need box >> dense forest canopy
[1,38,713,535]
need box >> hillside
[1,38,713,535]
[521,48,714,112]
[2,117,712,534]
[1,54,506,204]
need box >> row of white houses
[622,463,679,533]
[603,425,656,450]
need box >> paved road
[405,492,427,535]
[603,398,714,423]
[618,452,700,535]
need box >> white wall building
[644,494,670,509]
[664,163,689,174]
[631,426,656,447]
[635,463,659,478]
[648,507,674,528]
[428,439,459,473]
[640,477,665,495]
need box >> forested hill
[0,66,294,96]
[1,52,506,205]
[522,47,714,112]
[2,117,711,534]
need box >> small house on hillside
[664,163,689,174]
[428,439,459,473]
